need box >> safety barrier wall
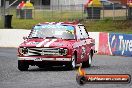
[88,32,99,54]
[98,32,132,57]
[0,29,131,56]
[0,29,99,52]
[0,29,30,47]
[98,32,111,55]
[109,33,132,57]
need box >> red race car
[17,22,95,71]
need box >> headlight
[59,48,68,56]
[19,47,28,55]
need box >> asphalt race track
[0,48,132,88]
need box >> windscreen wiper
[30,37,43,39]
[46,36,60,39]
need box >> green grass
[0,9,132,34]
[82,19,132,34]
[0,10,85,29]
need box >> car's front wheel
[18,61,29,71]
[82,53,92,68]
[66,54,76,70]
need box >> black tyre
[18,61,29,71]
[66,54,76,70]
[82,53,92,68]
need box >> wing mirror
[23,36,28,40]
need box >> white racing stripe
[44,39,57,47]
[36,39,50,47]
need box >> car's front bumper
[18,57,72,66]
[18,57,71,61]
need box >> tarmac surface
[0,48,132,88]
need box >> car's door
[75,25,88,62]
[78,25,90,61]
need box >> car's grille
[28,48,60,56]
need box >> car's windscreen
[29,25,75,39]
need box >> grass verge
[82,19,132,34]
[0,9,132,33]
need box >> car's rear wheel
[18,61,29,71]
[66,54,76,70]
[82,53,92,68]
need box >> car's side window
[78,26,88,39]
[76,26,84,40]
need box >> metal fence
[0,7,3,28]
[101,8,127,20]
[0,4,130,21]
[0,7,2,20]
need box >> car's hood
[20,38,75,48]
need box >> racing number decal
[81,47,86,59]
